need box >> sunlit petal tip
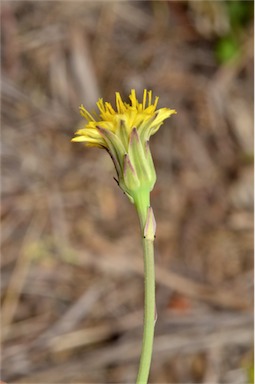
[79,105,88,115]
[153,96,159,109]
[142,90,146,106]
[74,129,86,135]
[147,90,152,106]
[129,89,138,107]
[116,92,126,113]
[71,136,87,142]
[79,105,96,122]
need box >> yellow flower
[72,89,176,203]
[72,89,176,148]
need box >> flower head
[72,89,176,203]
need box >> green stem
[134,191,156,384]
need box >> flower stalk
[72,89,176,383]
[137,233,155,384]
[134,193,156,384]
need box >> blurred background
[1,1,254,383]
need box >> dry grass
[1,1,253,383]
